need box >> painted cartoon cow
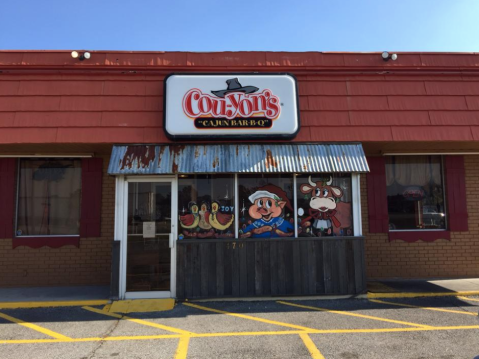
[299,176,344,236]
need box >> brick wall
[362,155,479,278]
[3,153,479,287]
[0,154,114,287]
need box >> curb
[367,291,479,299]
[0,300,110,309]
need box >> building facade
[0,51,478,299]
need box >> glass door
[124,179,176,299]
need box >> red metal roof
[0,51,479,146]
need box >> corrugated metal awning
[108,144,369,175]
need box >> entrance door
[123,178,177,299]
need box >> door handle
[169,233,174,248]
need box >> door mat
[108,299,175,313]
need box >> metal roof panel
[108,143,369,175]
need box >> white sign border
[163,73,301,141]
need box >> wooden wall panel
[176,237,366,300]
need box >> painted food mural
[297,174,353,237]
[178,175,234,239]
[239,175,295,238]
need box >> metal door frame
[118,176,178,299]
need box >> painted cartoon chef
[240,184,294,238]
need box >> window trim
[388,230,451,242]
[12,236,80,249]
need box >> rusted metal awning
[108,144,369,175]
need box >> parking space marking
[2,324,479,344]
[277,301,433,328]
[183,302,316,331]
[82,306,194,335]
[174,336,190,359]
[458,296,479,303]
[370,298,479,316]
[299,333,325,359]
[0,311,71,340]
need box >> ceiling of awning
[107,143,369,175]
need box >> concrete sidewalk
[1,279,479,304]
[0,285,110,303]
[368,278,479,295]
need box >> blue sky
[1,0,478,52]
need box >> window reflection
[386,156,446,230]
[16,159,82,236]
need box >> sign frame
[163,73,301,141]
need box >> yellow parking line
[82,306,194,335]
[0,311,71,340]
[277,301,433,328]
[458,296,479,303]
[0,300,109,309]
[370,298,478,317]
[2,325,479,344]
[183,302,316,331]
[299,333,325,359]
[191,325,479,335]
[174,336,190,359]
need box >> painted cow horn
[326,176,333,185]
[308,176,316,186]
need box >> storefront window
[238,174,295,238]
[178,174,235,239]
[297,174,353,237]
[177,173,360,239]
[386,156,446,230]
[16,159,82,236]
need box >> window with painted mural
[296,174,353,237]
[178,174,235,239]
[386,156,446,230]
[238,174,295,238]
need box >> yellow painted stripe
[370,298,478,316]
[367,291,479,299]
[277,301,432,328]
[0,300,109,309]
[299,333,325,359]
[2,325,479,344]
[458,296,479,303]
[82,306,194,335]
[0,311,71,340]
[109,299,175,313]
[183,302,316,331]
[170,325,479,336]
[174,336,190,359]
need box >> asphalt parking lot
[0,296,478,359]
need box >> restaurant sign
[164,74,300,140]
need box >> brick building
[0,51,478,299]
